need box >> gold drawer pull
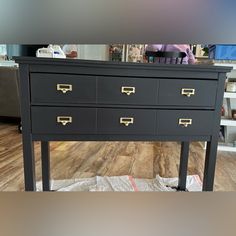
[179,118,192,127]
[121,86,135,96]
[181,88,195,97]
[57,116,72,126]
[57,84,72,93]
[120,117,134,126]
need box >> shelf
[203,142,236,152]
[220,118,236,126]
[0,60,18,67]
[196,56,208,59]
[204,142,236,152]
[218,144,236,152]
[214,62,236,70]
[224,92,236,98]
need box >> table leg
[19,64,36,191]
[22,140,36,191]
[41,141,50,191]
[203,138,218,191]
[177,141,190,191]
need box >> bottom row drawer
[31,107,96,134]
[31,107,214,136]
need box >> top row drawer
[30,73,96,104]
[30,73,217,107]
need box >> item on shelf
[36,45,66,58]
[232,110,236,120]
[226,82,236,92]
[36,47,53,58]
[127,44,145,63]
[109,44,123,62]
[209,45,236,60]
[219,126,225,142]
[193,44,209,58]
[48,45,66,58]
[221,106,225,116]
[0,55,7,61]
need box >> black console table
[15,57,232,191]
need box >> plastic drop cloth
[36,175,202,192]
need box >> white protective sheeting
[37,175,202,192]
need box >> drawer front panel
[158,79,217,107]
[97,76,158,105]
[31,107,96,134]
[157,110,214,136]
[30,73,96,104]
[97,108,157,135]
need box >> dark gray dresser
[15,57,232,191]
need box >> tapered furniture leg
[19,64,36,191]
[203,138,218,191]
[22,140,36,191]
[41,141,50,191]
[177,141,190,191]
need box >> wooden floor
[0,121,236,191]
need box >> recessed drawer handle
[57,116,72,126]
[178,118,192,127]
[121,86,135,96]
[120,117,134,126]
[57,84,73,93]
[181,88,195,97]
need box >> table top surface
[14,56,233,73]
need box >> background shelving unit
[218,92,236,152]
[214,62,236,152]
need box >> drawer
[97,108,157,135]
[31,107,96,134]
[158,79,217,107]
[97,76,158,105]
[157,110,214,136]
[30,73,96,104]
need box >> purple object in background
[145,44,196,64]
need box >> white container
[48,45,66,58]
[36,45,66,59]
[226,82,236,92]
[36,47,53,58]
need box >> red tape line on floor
[128,176,139,191]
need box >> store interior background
[0,44,213,62]
[0,44,236,149]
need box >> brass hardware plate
[178,118,192,127]
[121,86,135,96]
[57,84,72,93]
[181,88,195,97]
[57,116,72,126]
[120,117,134,126]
